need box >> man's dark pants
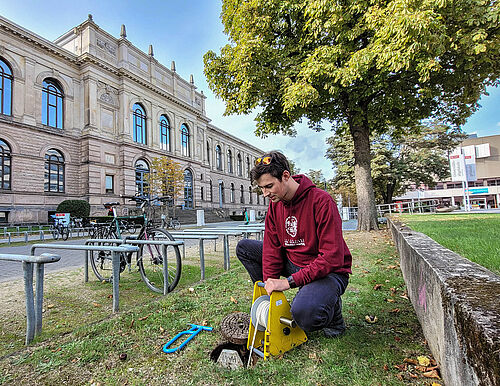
[236,239,348,333]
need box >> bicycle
[50,219,69,241]
[161,215,181,230]
[89,197,182,293]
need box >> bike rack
[85,238,184,295]
[169,230,243,271]
[0,252,61,344]
[31,243,139,313]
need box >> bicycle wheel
[61,227,69,241]
[137,228,181,293]
[51,227,59,240]
[89,227,117,282]
[172,220,181,230]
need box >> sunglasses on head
[255,156,272,166]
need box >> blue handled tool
[162,324,213,353]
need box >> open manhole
[211,312,259,368]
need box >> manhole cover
[220,312,250,345]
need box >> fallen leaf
[129,319,135,328]
[394,364,407,371]
[431,383,441,386]
[51,347,61,353]
[390,308,400,313]
[373,284,383,290]
[92,302,101,308]
[383,364,389,371]
[387,265,397,269]
[404,358,418,365]
[354,264,359,268]
[201,320,208,326]
[415,365,428,372]
[230,296,238,304]
[409,373,418,379]
[159,326,165,333]
[308,353,317,360]
[138,313,151,321]
[107,294,113,299]
[386,298,395,303]
[396,373,403,381]
[365,315,378,324]
[418,355,431,366]
[47,304,55,309]
[119,353,127,361]
[394,336,401,342]
[423,370,441,379]
[188,287,195,293]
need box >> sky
[1,0,498,180]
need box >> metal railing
[340,199,440,220]
[0,252,61,344]
[31,243,139,313]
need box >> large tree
[204,0,500,230]
[327,123,466,204]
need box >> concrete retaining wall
[388,218,500,386]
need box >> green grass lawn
[0,232,439,385]
[396,213,500,275]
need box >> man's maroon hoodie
[263,175,352,286]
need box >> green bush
[56,200,90,219]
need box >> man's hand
[264,278,290,295]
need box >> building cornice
[0,15,78,64]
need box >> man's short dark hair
[250,151,290,183]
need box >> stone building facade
[0,15,268,224]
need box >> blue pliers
[162,324,213,353]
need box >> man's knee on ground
[291,303,329,332]
[236,239,253,260]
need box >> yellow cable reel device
[247,281,307,361]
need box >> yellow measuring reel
[247,281,308,360]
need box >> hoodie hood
[285,174,316,206]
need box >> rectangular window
[0,211,8,223]
[105,175,114,194]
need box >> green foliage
[56,200,90,219]
[327,122,466,203]
[204,0,500,230]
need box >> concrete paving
[0,219,358,282]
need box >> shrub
[56,200,90,219]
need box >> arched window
[246,157,250,178]
[200,186,204,201]
[230,183,235,203]
[0,59,13,116]
[237,154,242,176]
[133,103,147,144]
[240,185,245,204]
[42,79,64,129]
[0,139,11,190]
[135,159,149,196]
[160,115,170,151]
[249,186,253,204]
[215,145,222,171]
[227,149,233,174]
[184,169,193,208]
[44,149,64,192]
[181,124,190,157]
[206,141,211,166]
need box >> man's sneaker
[323,298,346,338]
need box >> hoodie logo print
[285,216,298,237]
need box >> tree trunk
[350,123,379,231]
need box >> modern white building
[0,15,268,224]
[395,134,500,209]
